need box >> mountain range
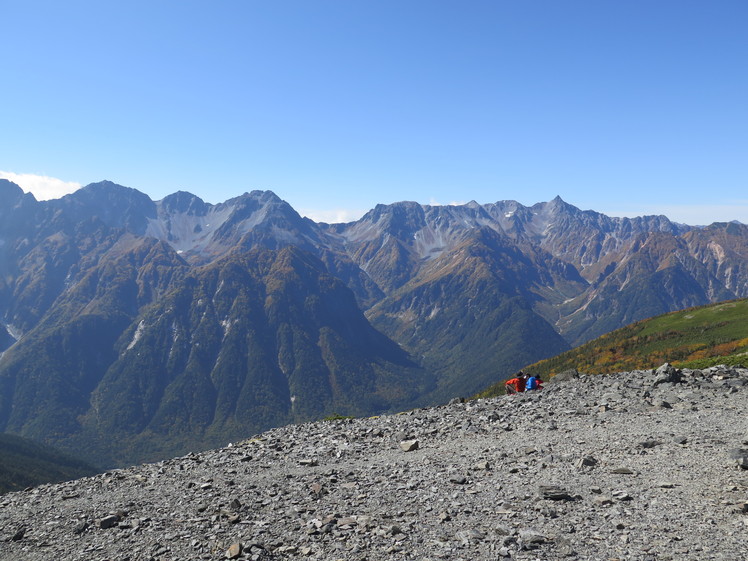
[1,178,747,467]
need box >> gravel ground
[1,364,747,561]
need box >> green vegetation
[322,413,354,421]
[476,298,748,399]
[0,433,99,494]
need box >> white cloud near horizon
[0,171,81,200]
[299,208,369,224]
[429,198,467,207]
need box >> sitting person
[504,371,528,395]
[525,374,543,391]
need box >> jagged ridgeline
[477,298,748,398]
[1,178,747,467]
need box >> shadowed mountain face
[1,179,746,467]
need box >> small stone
[226,542,242,559]
[612,490,633,501]
[10,526,25,541]
[299,459,318,466]
[611,467,635,474]
[728,449,748,469]
[576,456,598,468]
[399,439,419,452]
[519,529,546,549]
[386,524,403,536]
[99,514,120,529]
[653,363,682,386]
[539,485,573,501]
[449,475,467,485]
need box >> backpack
[526,376,538,390]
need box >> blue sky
[1,0,746,224]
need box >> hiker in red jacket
[504,371,528,395]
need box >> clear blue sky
[1,0,746,224]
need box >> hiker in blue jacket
[524,374,543,391]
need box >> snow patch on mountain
[3,322,22,342]
[127,320,146,351]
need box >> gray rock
[10,526,25,542]
[399,439,419,452]
[653,363,682,386]
[576,456,598,468]
[727,448,748,469]
[539,485,573,501]
[98,515,120,529]
[225,542,242,559]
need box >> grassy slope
[477,298,748,398]
[0,433,99,493]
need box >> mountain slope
[477,298,748,398]
[367,227,576,401]
[2,178,748,468]
[81,246,427,466]
[0,433,98,494]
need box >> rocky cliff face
[1,364,747,560]
[1,178,748,467]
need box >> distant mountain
[1,178,747,467]
[0,433,98,493]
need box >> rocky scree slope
[1,364,747,561]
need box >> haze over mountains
[1,178,747,467]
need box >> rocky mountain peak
[158,191,208,216]
[0,179,25,203]
[55,180,157,234]
[0,179,36,213]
